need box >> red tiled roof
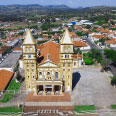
[0,46,10,54]
[73,41,88,47]
[14,47,22,51]
[0,70,14,91]
[92,35,108,39]
[37,41,60,64]
[105,38,116,44]
[73,54,82,59]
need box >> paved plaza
[72,67,116,116]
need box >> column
[60,85,63,95]
[43,85,46,95]
[51,85,54,95]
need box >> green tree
[85,25,91,29]
[104,49,116,64]
[90,48,103,63]
[111,75,116,86]
[1,32,6,39]
[99,38,105,45]
[17,72,22,81]
[18,32,24,35]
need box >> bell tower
[23,29,37,91]
[60,28,73,92]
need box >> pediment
[39,61,58,67]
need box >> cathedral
[23,28,74,95]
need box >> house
[0,69,14,95]
[5,39,19,49]
[0,52,22,72]
[0,46,10,58]
[105,38,116,47]
[73,54,83,68]
[13,48,23,53]
[73,40,91,52]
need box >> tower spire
[61,28,73,44]
[23,29,35,45]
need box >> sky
[0,0,116,8]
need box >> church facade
[23,28,74,95]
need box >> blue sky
[0,0,116,8]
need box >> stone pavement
[72,67,116,115]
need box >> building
[0,69,14,95]
[0,46,10,58]
[5,39,19,49]
[73,40,91,52]
[0,52,22,72]
[23,28,73,95]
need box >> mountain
[0,4,70,11]
[44,5,70,9]
[0,5,116,21]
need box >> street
[86,38,116,75]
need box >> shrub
[111,75,116,86]
[83,53,94,65]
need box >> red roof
[37,41,60,64]
[73,41,88,47]
[0,70,14,91]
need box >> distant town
[0,5,116,116]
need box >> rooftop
[0,69,14,91]
[73,40,88,47]
[0,46,10,54]
[37,41,60,64]
[5,39,19,47]
[0,52,22,69]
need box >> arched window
[39,72,42,76]
[63,63,65,67]
[47,72,50,75]
[55,72,58,79]
[74,62,76,66]
[32,64,34,67]
[30,47,32,52]
[68,63,70,67]
[68,47,70,52]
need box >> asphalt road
[0,39,23,63]
[86,38,116,76]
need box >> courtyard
[72,67,116,115]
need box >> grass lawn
[0,80,21,103]
[0,106,22,113]
[111,105,116,109]
[74,105,96,114]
